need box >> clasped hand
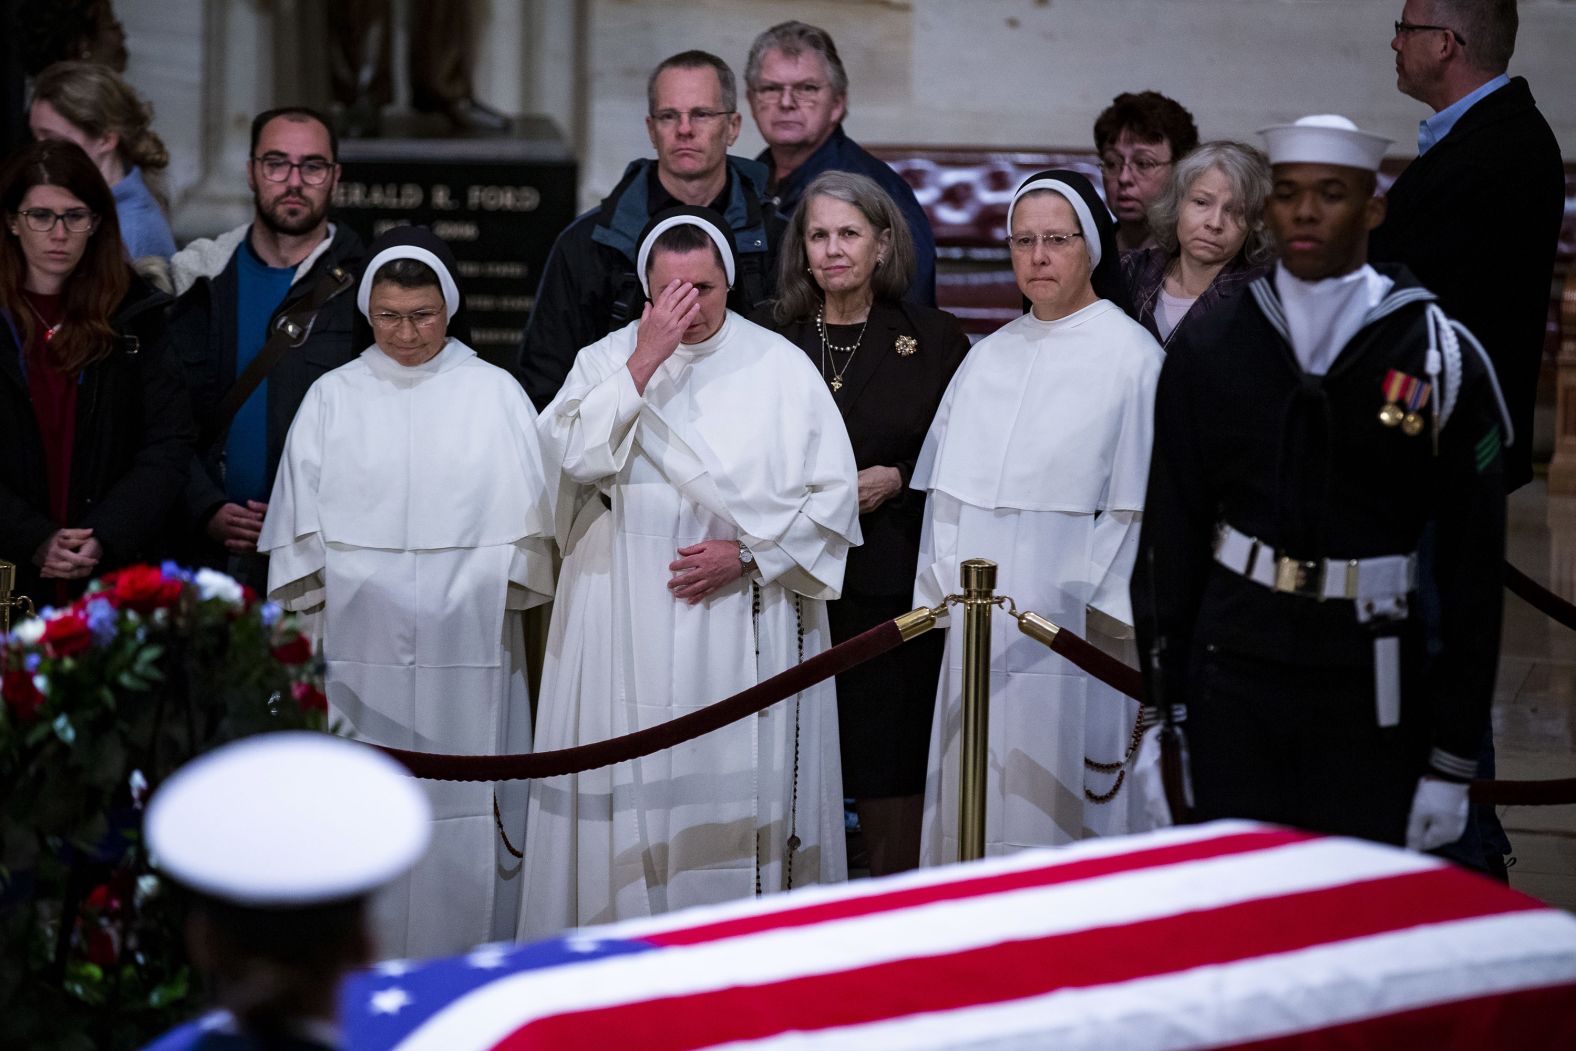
[667,540,743,604]
[35,527,102,579]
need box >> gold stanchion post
[958,558,997,862]
[2,559,36,635]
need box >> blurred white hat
[146,732,430,907]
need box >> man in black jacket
[1371,0,1564,492]
[514,51,778,410]
[168,106,362,585]
[1132,116,1509,853]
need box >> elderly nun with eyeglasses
[911,171,1163,864]
[257,225,555,960]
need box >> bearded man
[169,106,363,587]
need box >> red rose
[108,565,183,613]
[240,585,259,608]
[291,680,328,713]
[272,635,313,666]
[41,613,92,657]
[84,925,118,968]
[2,669,45,722]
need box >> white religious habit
[520,309,861,939]
[258,337,555,960]
[913,299,1162,864]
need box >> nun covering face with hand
[910,170,1165,862]
[256,224,557,961]
[521,206,860,936]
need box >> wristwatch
[738,543,755,569]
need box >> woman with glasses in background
[0,139,192,604]
[1092,91,1200,254]
[912,171,1162,864]
[1121,141,1274,351]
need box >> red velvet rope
[1032,612,1576,808]
[1505,560,1576,632]
[375,618,903,782]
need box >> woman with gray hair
[1120,140,1273,350]
[755,170,968,875]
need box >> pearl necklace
[816,305,869,392]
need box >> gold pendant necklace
[816,305,868,392]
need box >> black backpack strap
[199,263,354,450]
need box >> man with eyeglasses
[1092,92,1200,254]
[1372,0,1562,495]
[743,20,936,307]
[514,50,777,410]
[1371,0,1563,884]
[168,106,362,588]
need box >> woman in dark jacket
[755,170,968,876]
[1120,140,1274,351]
[0,139,193,605]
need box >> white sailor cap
[1258,115,1391,172]
[146,732,430,908]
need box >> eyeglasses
[751,81,827,105]
[17,207,98,233]
[1006,232,1085,252]
[649,108,734,129]
[1099,155,1172,177]
[1394,20,1465,45]
[369,309,443,331]
[252,154,335,185]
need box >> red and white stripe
[390,822,1576,1051]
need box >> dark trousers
[1186,643,1425,845]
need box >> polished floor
[1498,478,1576,912]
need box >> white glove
[1405,776,1470,852]
[1133,724,1174,829]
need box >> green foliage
[0,565,329,1048]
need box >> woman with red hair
[0,139,192,602]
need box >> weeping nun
[257,225,555,959]
[912,171,1163,862]
[521,205,860,937]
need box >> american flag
[342,820,1576,1049]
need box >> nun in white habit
[913,171,1163,863]
[520,206,860,938]
[257,225,555,959]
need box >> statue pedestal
[333,116,578,368]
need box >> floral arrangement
[0,563,328,1050]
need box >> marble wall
[117,0,1576,234]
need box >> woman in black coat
[754,170,968,876]
[0,139,193,605]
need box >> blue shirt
[112,166,177,261]
[226,239,296,504]
[1417,74,1510,155]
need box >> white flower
[12,617,44,646]
[194,567,245,607]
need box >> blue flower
[259,602,283,627]
[84,598,118,646]
[160,561,193,582]
[23,653,41,673]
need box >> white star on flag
[369,987,413,1016]
[375,958,413,977]
[467,945,509,969]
